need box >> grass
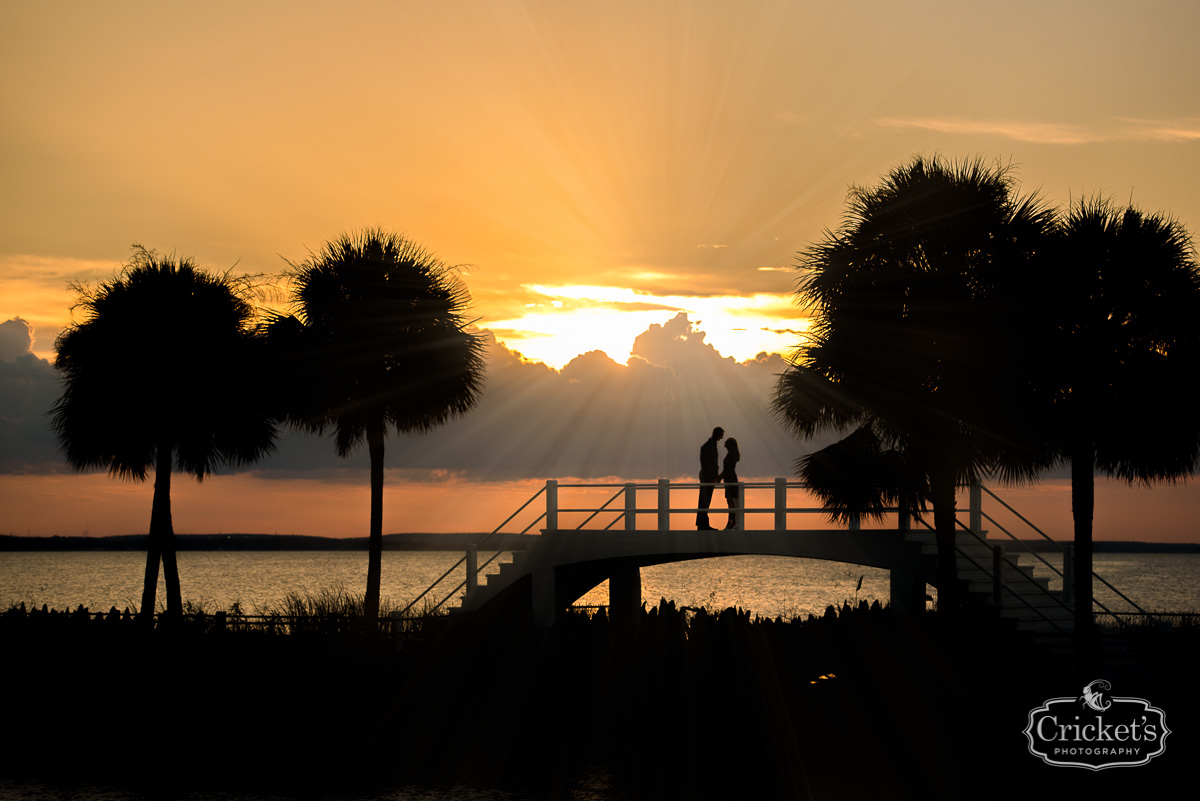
[2,584,447,639]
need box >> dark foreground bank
[2,602,1196,800]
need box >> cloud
[2,312,821,483]
[0,319,64,473]
[248,313,814,482]
[0,318,34,361]
[875,116,1200,145]
[397,312,811,480]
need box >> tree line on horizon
[49,155,1200,634]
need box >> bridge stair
[901,528,1074,635]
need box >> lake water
[2,549,1198,618]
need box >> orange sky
[2,1,1199,542]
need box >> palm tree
[52,246,277,620]
[773,156,1055,610]
[1047,199,1200,633]
[795,421,928,527]
[272,229,486,624]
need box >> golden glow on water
[4,551,1196,619]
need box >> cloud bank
[2,313,815,482]
[0,318,64,473]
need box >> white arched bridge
[403,479,1148,634]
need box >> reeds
[2,584,447,638]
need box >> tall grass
[2,584,447,639]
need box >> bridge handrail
[980,484,1060,547]
[978,485,1154,623]
[932,501,1150,628]
[913,512,1072,632]
[950,516,1075,623]
[950,534,1071,636]
[399,484,549,617]
[981,510,1065,580]
[547,479,865,530]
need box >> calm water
[2,549,1197,617]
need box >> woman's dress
[722,454,739,501]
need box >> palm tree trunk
[930,465,959,613]
[139,527,161,623]
[1070,440,1095,640]
[141,442,178,621]
[365,424,385,626]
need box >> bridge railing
[544,478,893,533]
[961,482,1152,627]
[413,477,1147,626]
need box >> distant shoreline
[1,533,1197,553]
[0,532,535,552]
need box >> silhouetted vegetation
[50,247,278,620]
[1043,198,1200,635]
[775,157,1200,632]
[268,230,487,624]
[3,600,1196,798]
[773,156,1056,610]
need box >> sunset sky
[3,0,1199,541]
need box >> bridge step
[904,526,1074,635]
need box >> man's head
[712,427,724,440]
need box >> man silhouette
[697,426,724,530]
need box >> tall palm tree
[273,229,486,624]
[1048,199,1200,633]
[52,246,277,620]
[773,156,1055,609]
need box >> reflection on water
[2,549,1197,616]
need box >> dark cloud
[0,319,65,472]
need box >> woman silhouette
[720,437,741,530]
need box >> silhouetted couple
[697,426,741,531]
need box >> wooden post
[774,477,787,531]
[889,561,925,614]
[1063,543,1075,608]
[992,545,1004,607]
[849,511,860,531]
[970,479,982,535]
[390,610,404,648]
[610,565,642,626]
[532,568,556,628]
[546,479,558,530]
[466,544,478,599]
[734,483,745,530]
[625,483,636,532]
[658,478,670,531]
[898,490,910,532]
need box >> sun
[484,285,806,368]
